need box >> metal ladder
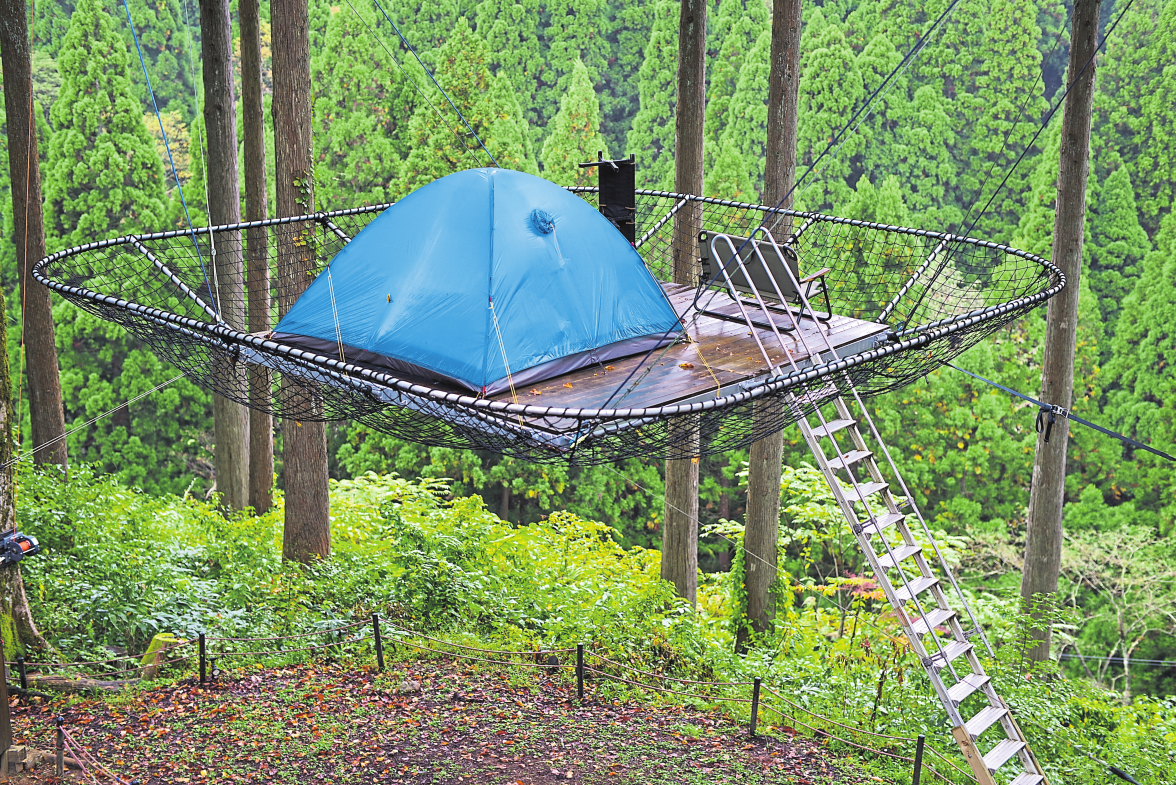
[705,230,1048,785]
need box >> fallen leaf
[679,362,695,369]
[564,382,574,388]
[529,389,543,395]
[605,365,615,371]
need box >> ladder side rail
[730,237,1040,782]
[794,416,967,720]
[749,227,842,359]
[708,234,784,374]
[846,386,996,660]
[789,397,964,686]
[732,230,966,680]
[717,233,998,731]
[709,235,799,367]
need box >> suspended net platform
[34,185,1062,466]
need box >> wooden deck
[490,283,888,425]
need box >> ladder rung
[859,511,904,536]
[965,705,1008,738]
[909,607,954,635]
[907,606,954,639]
[947,673,991,704]
[983,739,1026,772]
[810,418,855,439]
[927,640,973,670]
[894,575,938,602]
[876,543,920,570]
[1010,773,1045,785]
[828,449,873,471]
[853,480,889,500]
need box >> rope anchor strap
[1035,404,1068,443]
[945,362,1174,462]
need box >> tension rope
[341,0,486,168]
[906,0,1136,327]
[944,362,1174,462]
[122,0,216,316]
[600,0,965,411]
[370,0,499,168]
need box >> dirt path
[9,660,868,784]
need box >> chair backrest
[709,235,801,303]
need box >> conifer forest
[0,0,1174,782]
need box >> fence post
[372,613,385,672]
[913,733,925,785]
[750,677,762,739]
[576,644,584,701]
[198,633,207,684]
[16,655,27,692]
[55,716,64,777]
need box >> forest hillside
[0,0,1174,781]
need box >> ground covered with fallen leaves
[9,659,872,785]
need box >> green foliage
[543,0,609,128]
[540,59,607,187]
[712,30,770,198]
[33,0,210,498]
[703,0,767,177]
[118,0,198,120]
[52,305,213,496]
[312,4,416,207]
[13,465,1176,778]
[796,23,863,212]
[1131,0,1176,235]
[34,0,197,120]
[397,18,537,196]
[43,0,168,248]
[625,0,678,190]
[475,0,546,130]
[9,0,1176,746]
[952,0,1045,241]
[602,0,656,153]
[18,467,680,657]
[1103,212,1176,533]
[1088,164,1151,336]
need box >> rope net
[33,187,1059,465]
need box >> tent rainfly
[275,168,682,396]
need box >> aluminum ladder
[705,230,1048,785]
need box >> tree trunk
[241,0,273,514]
[662,424,699,604]
[1021,0,1100,663]
[272,0,330,562]
[200,0,250,511]
[737,0,802,654]
[0,0,67,473]
[0,0,55,659]
[661,0,706,607]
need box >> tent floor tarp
[485,282,889,435]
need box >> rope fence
[10,614,977,784]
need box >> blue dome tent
[273,168,682,396]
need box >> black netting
[33,189,1060,466]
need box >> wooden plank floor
[489,283,888,432]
